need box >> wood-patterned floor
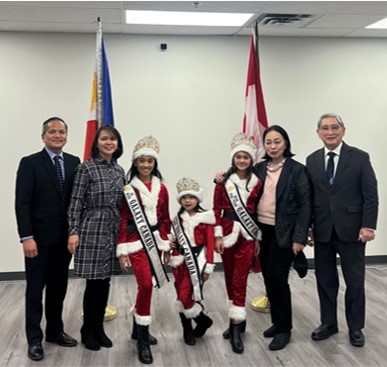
[0,266,386,367]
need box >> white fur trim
[230,144,256,162]
[178,210,215,252]
[223,224,240,248]
[134,313,152,326]
[229,173,259,203]
[130,176,161,226]
[223,222,255,249]
[155,230,171,251]
[214,226,223,237]
[175,300,184,313]
[204,263,215,274]
[229,305,246,321]
[180,210,215,226]
[169,254,185,268]
[176,188,204,203]
[183,303,202,319]
[117,231,169,257]
[116,242,128,257]
[116,241,142,257]
[132,147,159,162]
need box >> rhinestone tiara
[176,177,201,193]
[230,133,255,150]
[133,135,160,154]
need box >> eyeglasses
[319,125,342,132]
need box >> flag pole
[254,22,260,70]
[96,17,103,127]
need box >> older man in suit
[15,117,80,361]
[306,113,378,347]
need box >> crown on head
[133,136,160,154]
[229,133,256,161]
[230,133,255,150]
[132,135,160,161]
[176,177,203,203]
[176,177,200,194]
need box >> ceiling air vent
[257,13,315,28]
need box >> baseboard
[1,255,386,282]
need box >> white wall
[1,32,386,273]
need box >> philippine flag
[83,20,114,161]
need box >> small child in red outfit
[169,177,215,346]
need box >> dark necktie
[54,155,64,190]
[326,151,336,185]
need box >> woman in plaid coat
[67,125,125,351]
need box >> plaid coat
[68,157,125,279]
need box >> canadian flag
[243,27,268,274]
[242,28,268,164]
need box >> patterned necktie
[54,155,64,190]
[326,151,336,185]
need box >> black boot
[131,316,158,345]
[137,325,153,364]
[229,321,244,354]
[81,280,100,351]
[94,279,113,348]
[81,324,100,351]
[179,313,196,345]
[193,311,213,337]
[222,320,246,340]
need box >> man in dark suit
[15,117,80,361]
[306,113,378,347]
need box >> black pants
[259,223,294,333]
[25,245,72,343]
[315,229,365,330]
[83,278,111,329]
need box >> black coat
[255,158,311,248]
[306,142,378,243]
[15,148,80,247]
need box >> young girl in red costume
[213,133,262,354]
[117,136,171,365]
[169,177,215,346]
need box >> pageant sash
[123,184,169,288]
[172,215,206,301]
[224,179,259,240]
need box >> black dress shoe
[349,329,365,347]
[46,331,78,347]
[263,324,276,338]
[28,342,44,361]
[269,332,291,351]
[311,324,338,341]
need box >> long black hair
[126,159,163,183]
[223,152,255,192]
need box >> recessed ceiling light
[125,10,254,27]
[365,18,387,29]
